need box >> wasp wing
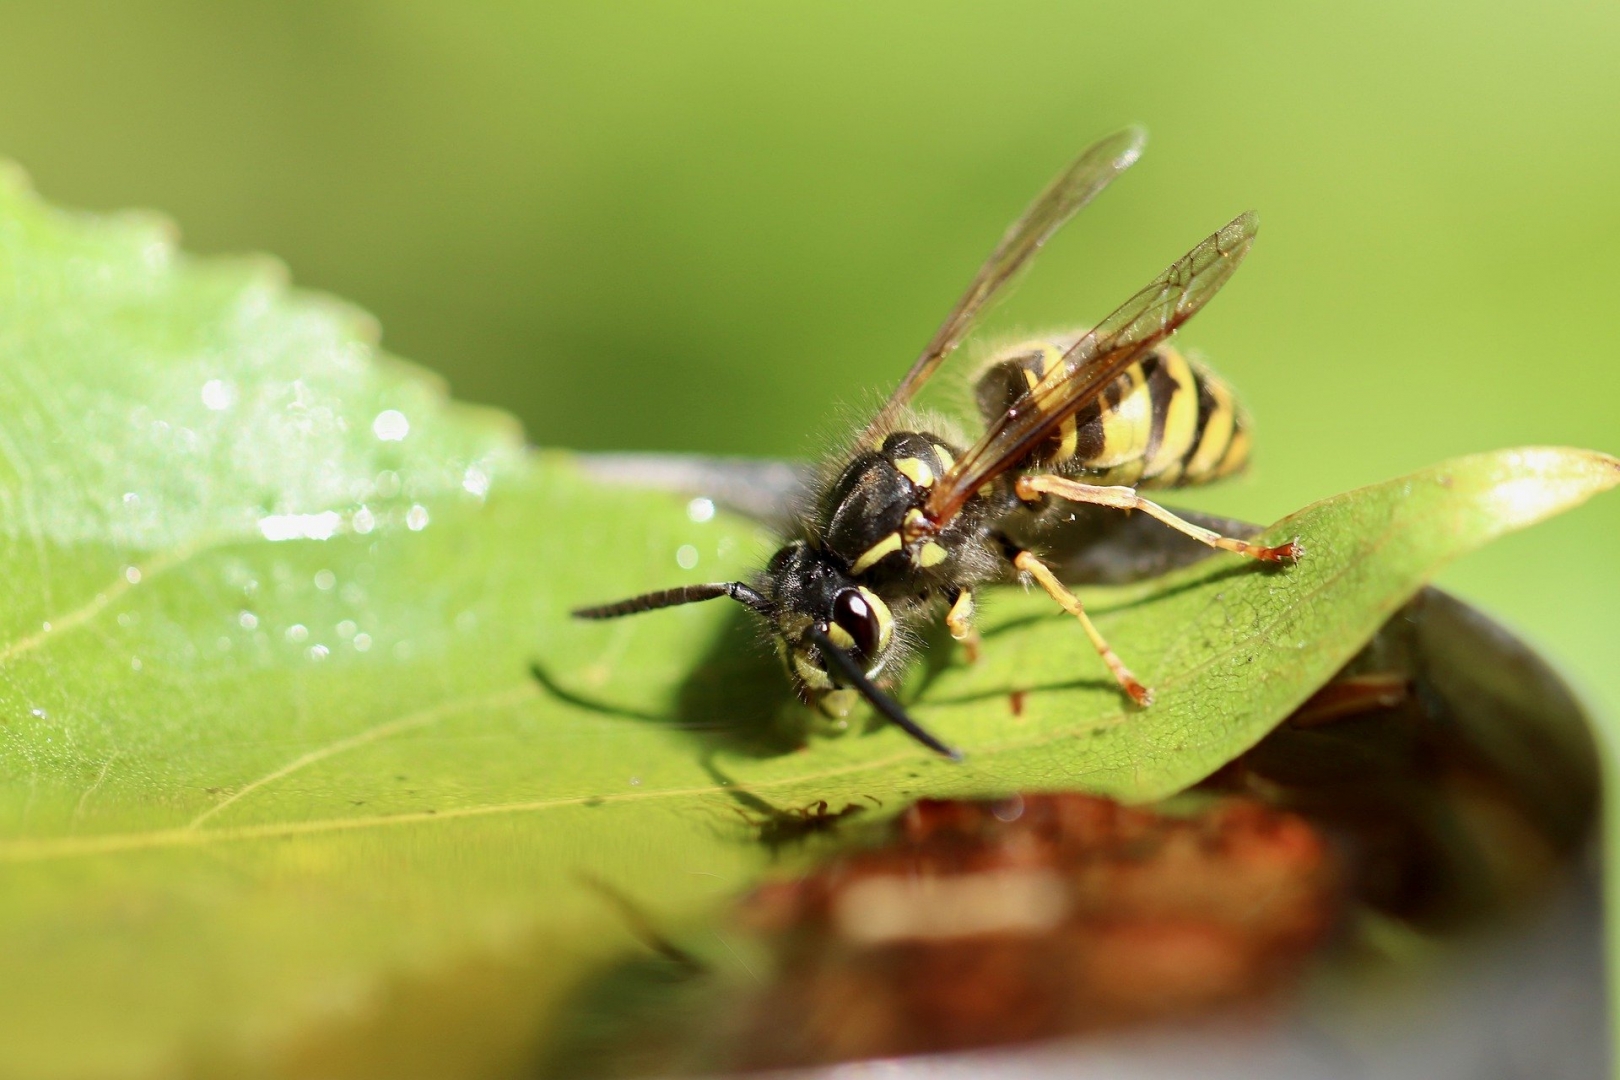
[922,211,1259,526]
[863,127,1145,439]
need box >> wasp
[574,128,1301,759]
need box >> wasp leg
[944,586,981,664]
[1015,474,1303,563]
[1011,549,1152,706]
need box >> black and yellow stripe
[973,338,1249,490]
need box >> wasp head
[761,541,897,716]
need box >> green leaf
[0,167,1614,1077]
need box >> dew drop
[307,644,330,661]
[372,409,410,441]
[462,466,490,498]
[676,544,699,570]
[406,504,429,531]
[629,776,642,787]
[124,566,142,585]
[314,569,337,591]
[686,497,715,523]
[352,506,376,535]
[258,511,342,542]
[122,492,139,506]
[336,619,357,640]
[131,657,142,671]
[239,610,259,631]
[30,708,46,720]
[201,379,236,411]
[286,624,309,643]
[353,632,373,652]
[40,621,51,633]
[375,471,402,499]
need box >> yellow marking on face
[820,688,858,717]
[858,586,895,653]
[894,456,934,488]
[850,531,902,574]
[826,622,857,651]
[1184,373,1236,481]
[1143,349,1201,479]
[945,587,975,638]
[931,443,956,474]
[916,541,948,568]
[793,651,833,690]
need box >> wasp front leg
[944,586,981,664]
[1015,474,1303,563]
[1009,548,1152,706]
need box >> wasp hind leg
[944,586,981,664]
[1014,474,1303,563]
[1010,548,1152,707]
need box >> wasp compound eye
[831,587,882,661]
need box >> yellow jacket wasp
[574,128,1300,759]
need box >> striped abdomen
[973,336,1250,489]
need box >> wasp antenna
[572,581,772,620]
[806,626,962,761]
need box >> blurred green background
[0,0,1615,829]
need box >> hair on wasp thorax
[572,126,1301,760]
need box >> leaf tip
[1479,446,1620,529]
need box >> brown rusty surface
[728,793,1339,1069]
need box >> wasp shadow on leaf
[531,605,813,762]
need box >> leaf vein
[186,685,539,829]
